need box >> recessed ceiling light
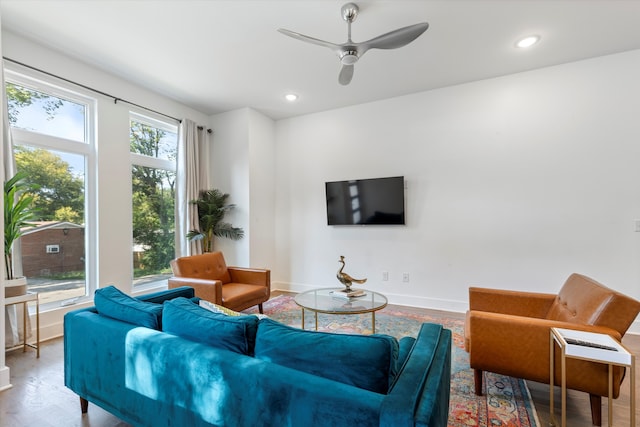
[285,93,299,102]
[516,35,540,48]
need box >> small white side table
[549,327,635,427]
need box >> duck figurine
[336,255,367,291]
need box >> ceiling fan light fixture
[516,35,540,49]
[340,51,359,65]
[285,93,299,102]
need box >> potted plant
[4,171,38,297]
[186,189,244,253]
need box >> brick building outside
[20,221,85,278]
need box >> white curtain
[175,119,211,257]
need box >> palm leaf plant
[4,171,38,280]
[186,189,244,253]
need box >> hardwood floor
[2,339,127,427]
[1,298,638,426]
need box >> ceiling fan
[278,2,429,86]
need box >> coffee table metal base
[301,308,378,333]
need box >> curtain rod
[3,56,190,125]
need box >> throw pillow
[199,299,243,316]
[94,285,163,330]
[199,299,269,319]
[254,318,399,394]
[162,297,259,355]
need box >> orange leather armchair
[464,273,640,426]
[168,251,271,313]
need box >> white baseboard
[0,366,11,392]
[273,282,468,313]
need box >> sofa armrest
[469,287,556,318]
[227,267,270,289]
[137,286,194,303]
[468,310,622,384]
[168,277,223,304]
[381,323,452,427]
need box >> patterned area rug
[245,295,540,427]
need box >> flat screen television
[325,176,405,225]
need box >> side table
[5,291,40,358]
[549,327,635,427]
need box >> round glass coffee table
[294,288,388,334]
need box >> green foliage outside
[15,146,84,221]
[6,82,63,124]
[131,121,176,276]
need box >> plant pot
[4,276,28,298]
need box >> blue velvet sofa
[64,286,452,427]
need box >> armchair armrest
[227,267,270,289]
[469,287,556,318]
[167,277,223,304]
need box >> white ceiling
[2,0,640,120]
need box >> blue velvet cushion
[94,285,163,329]
[254,318,399,394]
[162,297,259,355]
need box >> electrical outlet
[382,271,389,281]
[403,272,410,283]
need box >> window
[6,71,96,306]
[130,113,178,288]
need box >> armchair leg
[80,397,88,414]
[258,303,264,314]
[589,394,602,426]
[474,369,483,395]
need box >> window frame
[5,64,98,309]
[129,110,178,290]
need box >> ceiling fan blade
[277,28,340,51]
[338,64,354,85]
[359,22,429,53]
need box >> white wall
[247,109,276,270]
[274,49,640,333]
[1,32,210,340]
[210,109,251,265]
[210,108,276,270]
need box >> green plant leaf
[186,189,244,252]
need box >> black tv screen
[325,176,405,225]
